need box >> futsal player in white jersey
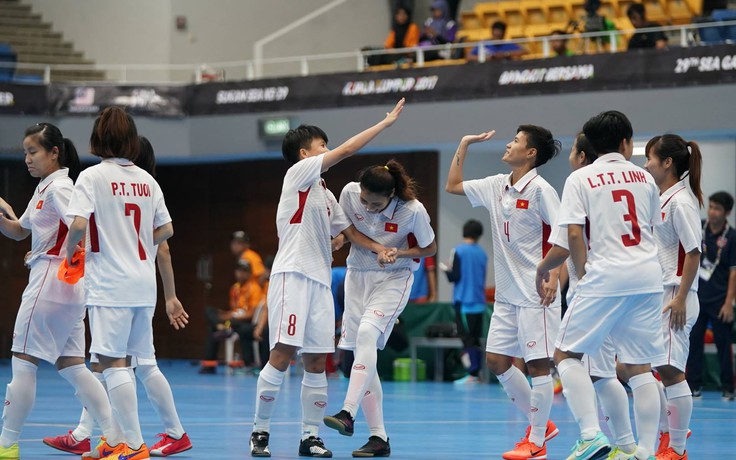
[323,159,436,456]
[554,111,665,460]
[0,123,117,460]
[47,136,192,458]
[537,133,636,456]
[66,107,173,460]
[639,134,702,460]
[446,125,562,460]
[250,99,405,458]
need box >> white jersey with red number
[339,181,434,271]
[270,154,351,288]
[67,158,171,307]
[557,152,663,297]
[655,180,701,291]
[19,168,75,267]
[463,168,561,309]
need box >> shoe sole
[352,451,390,457]
[150,444,193,457]
[323,416,354,436]
[298,451,333,458]
[545,427,559,442]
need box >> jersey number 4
[612,189,641,247]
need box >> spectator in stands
[466,21,527,62]
[418,0,458,61]
[626,3,668,50]
[382,6,420,64]
[549,29,575,57]
[443,219,488,384]
[230,230,266,285]
[686,191,736,400]
[408,257,438,303]
[200,260,265,374]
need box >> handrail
[2,20,735,85]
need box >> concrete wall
[24,0,390,81]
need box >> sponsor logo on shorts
[314,401,327,408]
[530,406,539,412]
[526,341,536,348]
[353,364,366,370]
[260,395,275,402]
[364,390,371,396]
[4,400,9,406]
[373,310,385,317]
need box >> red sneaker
[42,430,91,455]
[149,433,193,457]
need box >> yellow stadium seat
[569,0,588,22]
[665,0,693,25]
[456,28,492,43]
[684,0,702,15]
[475,3,503,28]
[643,0,669,23]
[460,11,482,30]
[598,1,618,19]
[498,1,525,27]
[523,1,549,25]
[546,1,573,26]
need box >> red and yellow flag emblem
[516,199,529,209]
[385,222,398,233]
[35,200,44,210]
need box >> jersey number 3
[612,189,641,247]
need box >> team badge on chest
[385,222,398,233]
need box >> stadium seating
[0,42,15,82]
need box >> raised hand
[383,98,406,127]
[461,130,496,146]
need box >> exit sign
[259,117,293,140]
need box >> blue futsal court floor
[3,360,734,459]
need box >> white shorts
[581,336,617,379]
[486,302,560,362]
[12,259,86,364]
[88,306,155,359]
[338,268,413,351]
[267,272,335,353]
[556,293,666,365]
[652,286,700,372]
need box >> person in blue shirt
[467,21,527,62]
[443,219,488,383]
[408,256,437,303]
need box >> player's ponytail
[23,122,81,181]
[359,159,418,201]
[647,134,703,208]
[90,106,139,161]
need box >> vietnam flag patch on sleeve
[385,222,398,233]
[36,200,44,209]
[516,199,529,209]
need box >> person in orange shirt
[200,260,265,373]
[384,7,420,56]
[230,230,266,285]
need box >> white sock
[496,365,532,423]
[665,380,692,455]
[136,364,185,438]
[104,367,144,449]
[593,377,635,449]
[529,375,553,447]
[362,373,387,442]
[0,357,37,447]
[343,323,381,417]
[557,358,600,440]
[629,372,660,458]
[253,363,285,433]
[655,379,669,433]
[301,371,328,440]
[59,366,113,443]
[72,371,100,441]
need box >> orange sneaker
[502,439,546,460]
[82,440,120,459]
[100,443,150,460]
[522,420,559,443]
[656,429,692,455]
[655,447,688,460]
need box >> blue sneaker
[565,431,611,460]
[454,375,480,384]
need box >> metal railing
[1,20,734,85]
